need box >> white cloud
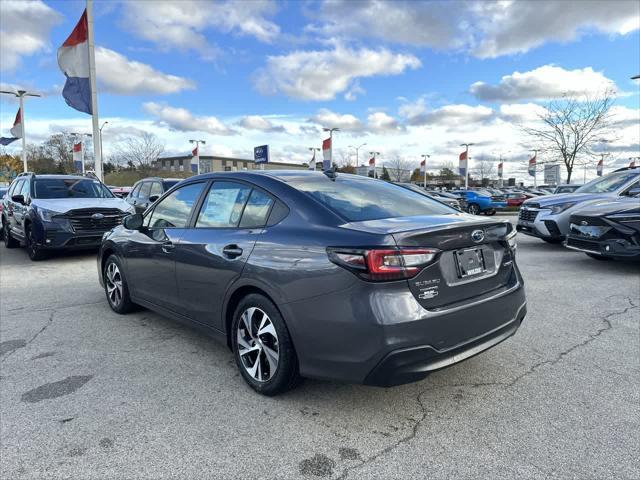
[470,65,617,102]
[308,109,363,130]
[472,0,640,58]
[96,47,195,95]
[498,103,549,122]
[307,0,639,59]
[0,0,61,71]
[367,112,403,133]
[254,46,420,100]
[238,115,285,133]
[143,102,236,136]
[406,104,494,126]
[122,0,279,59]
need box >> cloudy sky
[1,0,639,182]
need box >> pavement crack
[1,310,56,363]
[336,390,429,480]
[506,297,638,387]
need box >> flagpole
[86,0,102,180]
[421,154,430,189]
[19,94,26,172]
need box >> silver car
[517,167,640,243]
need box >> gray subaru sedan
[98,171,526,395]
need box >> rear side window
[145,182,205,229]
[288,176,455,222]
[196,181,251,228]
[239,189,274,228]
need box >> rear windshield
[33,179,114,199]
[289,175,456,222]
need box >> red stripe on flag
[459,151,467,161]
[13,108,21,127]
[73,143,82,152]
[62,10,88,47]
[322,138,331,150]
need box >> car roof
[184,170,375,184]
[26,174,88,180]
[135,177,182,182]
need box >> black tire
[26,225,47,261]
[542,237,563,244]
[467,203,481,215]
[103,254,136,314]
[231,294,300,396]
[3,221,18,249]
[484,209,496,216]
[586,253,613,261]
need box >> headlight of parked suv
[548,202,577,214]
[37,207,61,222]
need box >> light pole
[323,127,339,170]
[421,154,430,188]
[70,132,92,174]
[460,143,474,189]
[189,139,206,173]
[369,151,381,178]
[348,143,367,168]
[630,156,640,167]
[0,89,41,172]
[99,121,108,169]
[308,147,320,170]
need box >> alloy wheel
[105,262,123,307]
[236,307,279,382]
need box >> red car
[108,186,132,198]
[506,192,535,207]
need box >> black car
[127,177,181,214]
[98,171,526,396]
[565,194,640,261]
[2,173,134,260]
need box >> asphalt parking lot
[1,217,638,480]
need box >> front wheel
[103,255,136,314]
[467,203,481,215]
[26,225,47,261]
[232,294,300,396]
[484,209,496,216]
[3,223,19,248]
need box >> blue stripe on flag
[63,76,92,114]
[0,137,19,146]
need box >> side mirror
[148,195,159,203]
[11,194,25,204]
[626,186,640,197]
[123,213,143,230]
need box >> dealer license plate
[455,248,486,278]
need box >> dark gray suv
[98,171,526,395]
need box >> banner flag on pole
[596,158,603,176]
[528,154,537,177]
[458,150,467,176]
[368,155,375,173]
[419,159,425,174]
[73,142,83,173]
[58,10,92,114]
[322,137,331,171]
[191,145,199,173]
[497,162,503,178]
[0,107,22,145]
[309,150,316,170]
[630,159,636,168]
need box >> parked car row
[517,166,640,261]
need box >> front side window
[138,182,152,199]
[33,179,113,199]
[196,182,251,228]
[9,180,23,197]
[20,180,30,197]
[149,182,163,198]
[145,182,204,229]
[288,176,456,222]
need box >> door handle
[161,241,175,253]
[222,244,243,259]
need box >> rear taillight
[328,247,438,281]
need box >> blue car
[452,190,507,215]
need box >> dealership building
[155,155,308,173]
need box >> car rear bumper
[364,302,526,386]
[282,267,526,385]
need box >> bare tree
[113,132,165,171]
[385,155,413,182]
[522,91,614,183]
[472,154,495,182]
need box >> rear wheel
[26,225,47,261]
[586,253,613,261]
[232,294,300,396]
[484,209,496,216]
[103,255,136,314]
[467,203,481,215]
